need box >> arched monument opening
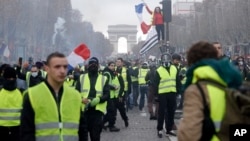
[118,37,127,53]
[107,24,137,54]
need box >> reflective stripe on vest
[207,84,226,141]
[26,72,31,87]
[138,68,149,85]
[157,66,177,94]
[80,74,107,113]
[36,135,78,141]
[28,82,81,141]
[0,89,22,126]
[36,122,78,130]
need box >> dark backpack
[196,81,250,141]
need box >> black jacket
[20,81,87,141]
[16,66,44,87]
[145,65,157,87]
[103,67,124,97]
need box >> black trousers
[103,99,117,127]
[84,110,104,141]
[0,126,20,141]
[114,97,128,122]
[157,92,176,132]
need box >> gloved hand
[90,97,100,107]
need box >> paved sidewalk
[101,108,181,141]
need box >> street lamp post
[160,0,172,54]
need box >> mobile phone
[18,57,23,66]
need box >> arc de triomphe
[107,24,137,54]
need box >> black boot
[109,126,120,132]
[103,125,108,131]
[124,120,129,127]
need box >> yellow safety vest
[65,78,74,87]
[79,74,107,114]
[157,66,177,94]
[0,89,22,127]
[138,68,149,85]
[26,72,31,87]
[131,67,138,82]
[103,72,120,99]
[121,67,128,91]
[28,82,81,141]
[40,70,47,79]
[113,74,121,98]
[192,66,226,141]
[207,84,225,141]
[181,67,187,85]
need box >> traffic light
[160,0,172,22]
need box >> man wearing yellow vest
[35,61,47,79]
[115,58,129,127]
[155,53,180,138]
[20,52,86,141]
[16,65,45,88]
[138,62,149,111]
[130,60,139,108]
[75,57,110,141]
[0,67,23,141]
[102,61,124,132]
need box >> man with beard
[76,57,110,141]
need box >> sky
[71,0,177,39]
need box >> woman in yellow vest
[178,41,242,141]
[0,67,22,141]
[20,52,86,141]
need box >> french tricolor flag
[135,3,151,34]
[67,43,90,70]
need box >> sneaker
[166,131,176,136]
[157,130,163,138]
[109,126,120,132]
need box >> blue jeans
[132,83,139,106]
[139,85,148,110]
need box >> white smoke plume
[52,17,66,45]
